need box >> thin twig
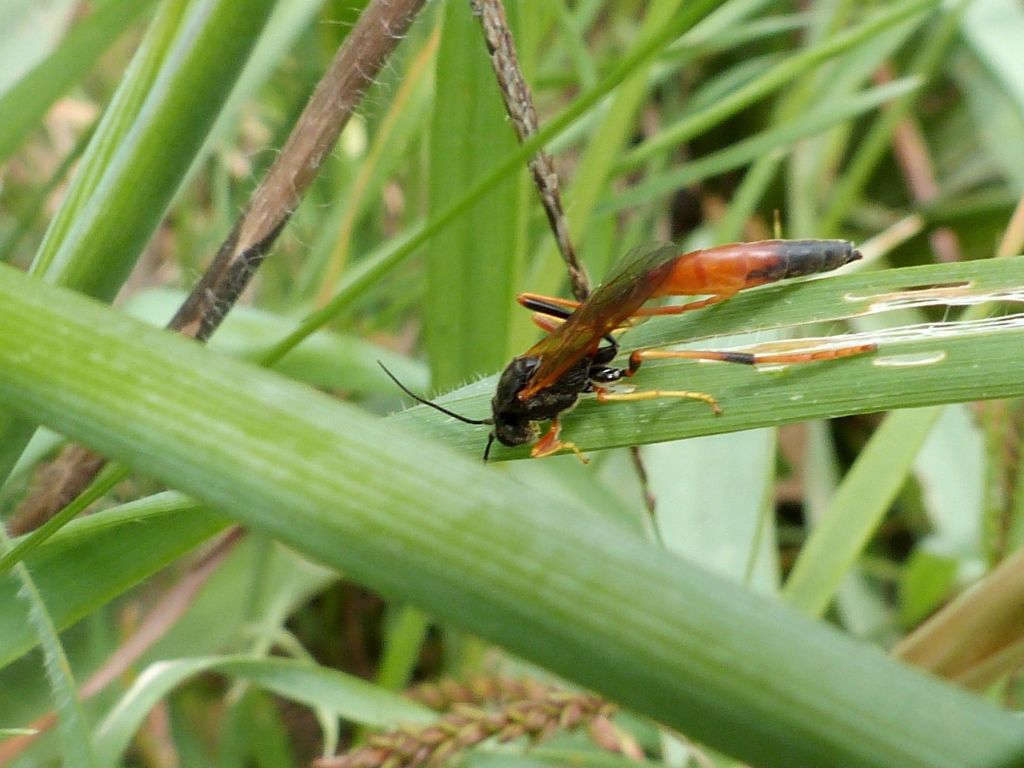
[471,0,590,300]
[9,444,107,534]
[628,445,659,530]
[171,0,427,339]
[9,0,428,534]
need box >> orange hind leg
[626,342,877,376]
[595,341,877,415]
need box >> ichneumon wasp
[383,238,876,461]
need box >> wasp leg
[521,290,733,319]
[595,386,722,414]
[521,294,618,346]
[630,292,735,316]
[531,416,589,464]
[626,342,877,375]
[531,312,564,334]
[517,292,581,314]
[528,312,620,351]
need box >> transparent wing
[520,243,680,397]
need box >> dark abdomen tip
[776,239,858,278]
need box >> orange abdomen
[653,239,859,298]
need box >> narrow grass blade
[0,496,226,668]
[602,77,921,215]
[0,0,156,163]
[94,656,432,765]
[31,0,278,298]
[960,0,1024,112]
[783,408,940,617]
[0,531,97,767]
[426,2,523,386]
[614,0,937,175]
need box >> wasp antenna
[482,432,496,462]
[377,361,492,426]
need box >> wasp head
[489,356,541,450]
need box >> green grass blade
[0,729,37,739]
[783,408,940,617]
[124,288,428,394]
[534,0,688,286]
[0,0,156,164]
[31,0,278,297]
[819,1,967,233]
[960,0,1024,114]
[29,0,188,284]
[0,530,97,767]
[954,0,1024,193]
[2,263,1024,767]
[0,495,226,668]
[426,2,523,386]
[601,77,921,215]
[0,1,192,485]
[375,607,431,691]
[614,0,937,175]
[648,428,780,591]
[0,463,129,578]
